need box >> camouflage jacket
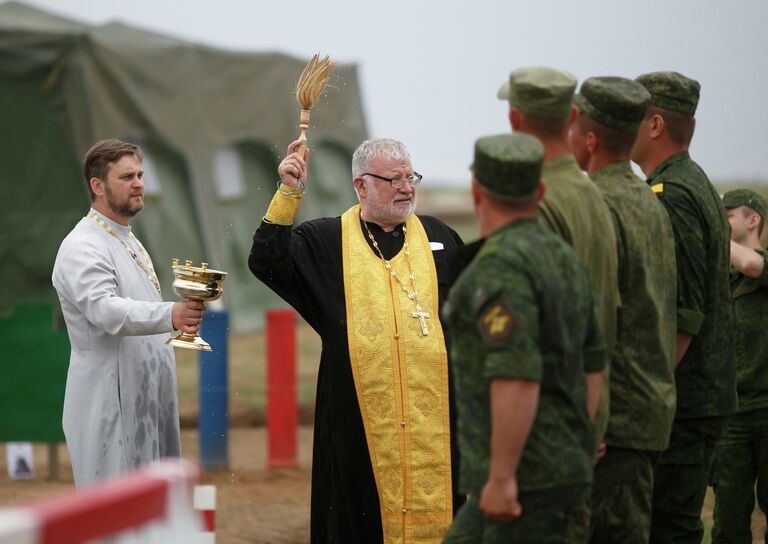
[444,218,604,495]
[539,154,619,438]
[731,247,768,413]
[592,161,677,451]
[648,151,736,418]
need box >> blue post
[198,310,229,470]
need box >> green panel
[0,75,85,311]
[129,139,205,296]
[0,304,68,442]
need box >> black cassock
[249,214,465,543]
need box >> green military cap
[574,76,651,133]
[635,71,701,117]
[497,66,577,120]
[722,189,767,219]
[473,133,544,197]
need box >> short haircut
[482,184,539,211]
[645,106,696,146]
[521,113,569,139]
[82,139,142,202]
[578,113,638,156]
[352,138,411,178]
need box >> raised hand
[277,139,310,189]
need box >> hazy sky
[22,0,768,185]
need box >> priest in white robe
[52,139,204,487]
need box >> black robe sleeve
[248,217,344,333]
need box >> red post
[266,309,298,468]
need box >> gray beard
[369,196,417,226]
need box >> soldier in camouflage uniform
[443,132,605,543]
[498,66,618,441]
[568,76,678,544]
[631,71,736,544]
[711,189,768,543]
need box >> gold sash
[341,206,452,543]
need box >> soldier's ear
[509,108,521,131]
[748,212,762,231]
[568,106,578,125]
[471,178,482,207]
[586,131,598,154]
[649,113,665,139]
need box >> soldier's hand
[595,441,607,464]
[479,476,522,521]
[277,139,309,189]
[172,300,206,334]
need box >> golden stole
[341,206,452,543]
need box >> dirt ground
[0,427,314,544]
[2,432,767,543]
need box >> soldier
[711,189,768,543]
[443,133,605,543]
[631,71,736,543]
[568,76,678,543]
[497,66,618,440]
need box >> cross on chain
[361,215,431,337]
[411,306,431,336]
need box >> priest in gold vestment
[248,138,464,543]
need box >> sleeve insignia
[479,300,515,344]
[651,183,664,194]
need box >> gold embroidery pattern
[358,304,386,343]
[342,206,452,543]
[263,185,303,225]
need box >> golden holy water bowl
[165,258,227,352]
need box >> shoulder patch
[651,183,664,194]
[479,299,515,344]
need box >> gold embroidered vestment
[341,206,453,543]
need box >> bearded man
[52,139,204,487]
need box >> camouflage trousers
[443,485,590,544]
[587,447,657,544]
[649,416,728,544]
[711,408,768,543]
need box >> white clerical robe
[52,208,179,487]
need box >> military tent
[0,1,368,331]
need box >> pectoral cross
[411,305,431,336]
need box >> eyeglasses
[362,171,423,189]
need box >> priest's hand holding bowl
[172,299,206,335]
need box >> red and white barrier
[193,485,216,544]
[0,460,208,544]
